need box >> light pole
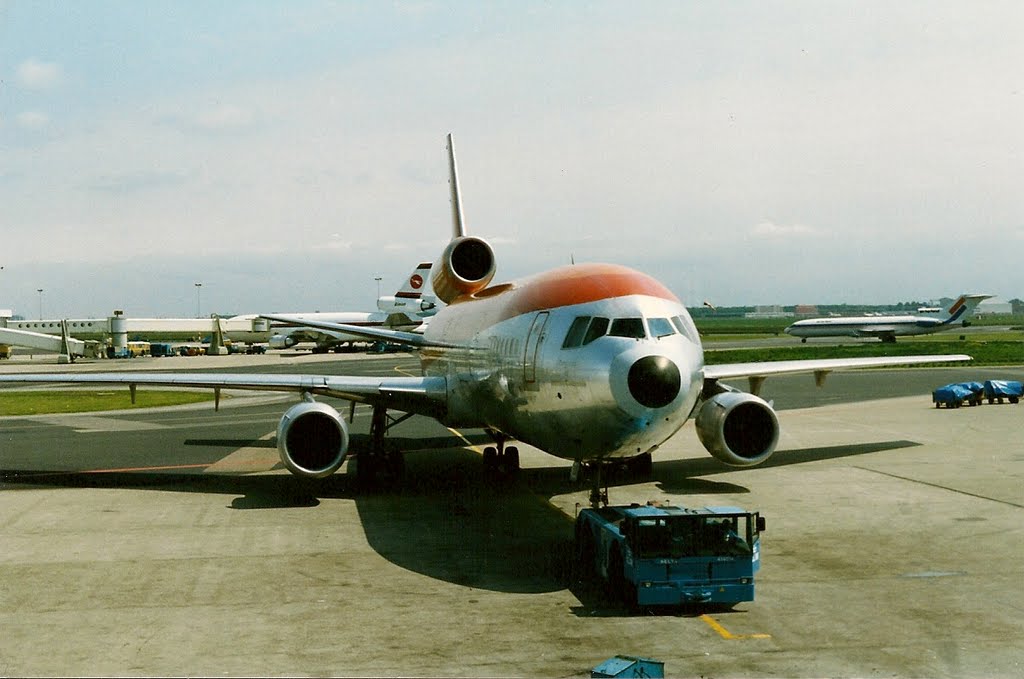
[374,276,382,299]
[194,282,202,318]
[37,288,43,320]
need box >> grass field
[0,389,217,416]
[704,340,1022,366]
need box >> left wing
[704,354,972,395]
[261,314,466,350]
[0,372,448,417]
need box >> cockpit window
[562,316,591,348]
[583,317,610,344]
[672,314,701,344]
[648,317,676,339]
[609,318,646,339]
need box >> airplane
[227,262,438,352]
[0,134,971,506]
[784,294,992,343]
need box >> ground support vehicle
[575,503,764,608]
[933,382,984,408]
[150,342,176,358]
[983,380,1023,404]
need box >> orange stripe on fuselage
[430,263,679,341]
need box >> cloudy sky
[2,1,1022,319]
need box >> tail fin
[378,262,436,314]
[447,132,466,238]
[942,294,993,324]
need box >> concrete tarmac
[1,355,1023,677]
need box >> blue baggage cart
[932,382,982,408]
[983,380,1023,404]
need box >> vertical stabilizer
[447,133,466,238]
[942,293,993,324]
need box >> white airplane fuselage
[784,315,948,339]
[420,263,704,462]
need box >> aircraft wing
[0,372,448,418]
[261,314,465,350]
[704,354,972,394]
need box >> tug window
[562,316,591,348]
[648,317,676,339]
[609,317,646,339]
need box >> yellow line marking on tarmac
[700,614,772,640]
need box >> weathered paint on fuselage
[420,263,705,462]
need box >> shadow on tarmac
[0,436,920,599]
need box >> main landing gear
[350,404,409,486]
[481,430,520,479]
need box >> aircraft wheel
[482,446,498,472]
[607,548,635,608]
[503,446,520,475]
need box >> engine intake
[277,401,350,478]
[431,236,496,304]
[269,333,298,349]
[695,391,779,467]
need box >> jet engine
[276,400,350,478]
[431,236,496,304]
[269,333,298,349]
[694,391,779,467]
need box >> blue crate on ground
[591,655,665,678]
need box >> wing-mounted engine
[277,400,350,478]
[269,333,298,349]
[695,390,779,467]
[430,236,496,304]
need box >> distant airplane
[227,262,437,352]
[784,294,992,343]
[0,134,971,507]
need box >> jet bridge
[0,321,91,363]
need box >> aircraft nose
[628,355,681,408]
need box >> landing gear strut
[588,463,609,508]
[572,461,609,508]
[482,430,520,479]
[352,405,409,485]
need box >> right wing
[704,354,972,395]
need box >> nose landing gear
[571,461,610,508]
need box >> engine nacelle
[695,391,779,467]
[269,333,298,349]
[430,236,496,304]
[276,401,350,478]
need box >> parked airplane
[0,135,971,506]
[785,294,992,343]
[228,262,437,352]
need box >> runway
[1,353,1022,677]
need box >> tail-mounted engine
[277,400,350,478]
[430,236,496,304]
[695,391,779,467]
